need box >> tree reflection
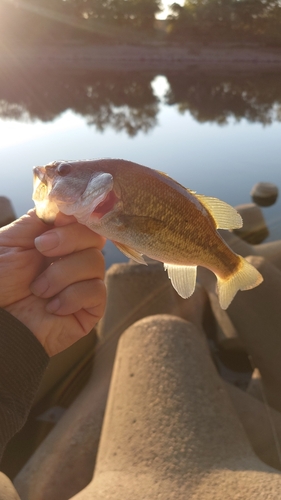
[1,67,281,132]
[70,75,158,135]
[164,71,281,126]
[0,68,158,136]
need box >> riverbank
[1,42,281,71]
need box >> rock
[0,473,20,500]
[226,382,281,471]
[233,203,269,244]
[0,197,16,228]
[251,182,279,207]
[70,316,281,500]
[226,256,281,413]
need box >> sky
[156,0,185,20]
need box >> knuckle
[87,248,105,279]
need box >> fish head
[32,160,120,226]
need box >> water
[0,67,281,265]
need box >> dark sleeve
[0,308,49,462]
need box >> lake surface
[0,66,280,265]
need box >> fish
[32,158,263,309]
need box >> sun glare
[156,0,185,20]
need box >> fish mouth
[32,166,49,203]
[32,166,60,223]
[32,164,118,224]
[33,166,47,183]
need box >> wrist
[4,297,48,353]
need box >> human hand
[0,209,106,356]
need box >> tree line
[168,0,281,45]
[1,67,281,132]
[1,0,281,45]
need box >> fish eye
[57,163,71,177]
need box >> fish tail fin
[216,256,263,310]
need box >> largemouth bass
[32,159,263,309]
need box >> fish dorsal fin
[164,264,197,299]
[195,194,242,230]
[156,170,169,177]
[156,170,191,190]
[113,241,147,265]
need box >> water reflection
[165,71,281,125]
[1,67,281,132]
[0,68,159,136]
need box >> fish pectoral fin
[164,264,197,299]
[195,194,242,230]
[113,241,147,265]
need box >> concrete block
[14,261,207,500]
[247,368,264,403]
[14,330,118,500]
[251,182,279,207]
[98,261,207,342]
[71,316,281,500]
[233,203,269,244]
[220,230,281,272]
[208,286,245,351]
[227,382,281,471]
[226,256,281,413]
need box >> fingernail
[30,276,49,296]
[46,297,61,313]
[35,232,60,252]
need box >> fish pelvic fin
[113,241,147,265]
[195,194,242,230]
[216,257,263,310]
[164,264,197,299]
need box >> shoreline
[1,43,281,71]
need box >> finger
[0,209,54,247]
[54,212,77,226]
[46,279,106,323]
[30,248,105,298]
[34,222,106,256]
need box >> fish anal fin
[164,264,197,299]
[195,194,242,230]
[216,256,263,309]
[113,241,147,265]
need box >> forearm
[0,309,49,462]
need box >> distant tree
[164,70,281,125]
[0,0,162,45]
[60,0,161,30]
[168,0,281,44]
